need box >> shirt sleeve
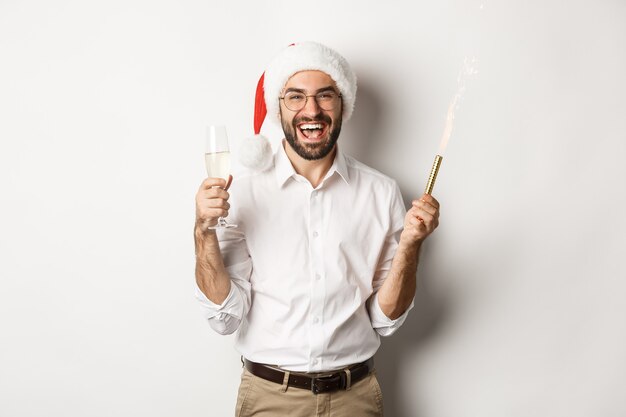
[195,217,253,335]
[368,292,414,336]
[368,181,415,337]
[195,258,252,335]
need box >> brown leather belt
[243,358,374,394]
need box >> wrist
[194,221,216,240]
[398,234,422,253]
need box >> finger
[407,215,428,230]
[201,208,229,220]
[412,199,438,217]
[409,205,435,221]
[419,194,440,210]
[204,199,230,210]
[413,194,440,210]
[201,177,228,190]
[201,187,230,201]
[408,207,438,230]
[224,175,233,191]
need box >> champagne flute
[205,125,237,229]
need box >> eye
[317,92,336,101]
[286,92,305,102]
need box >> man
[194,42,440,417]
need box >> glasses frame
[279,91,343,112]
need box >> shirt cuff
[369,292,414,337]
[195,283,243,321]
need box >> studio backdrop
[1,1,625,416]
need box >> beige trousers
[235,368,384,417]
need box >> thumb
[224,174,233,191]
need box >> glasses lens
[283,92,306,111]
[315,91,339,110]
[282,91,341,111]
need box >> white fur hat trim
[263,42,357,123]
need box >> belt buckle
[310,376,321,395]
[310,373,345,395]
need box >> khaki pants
[235,368,384,417]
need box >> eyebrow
[283,86,337,94]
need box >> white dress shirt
[195,142,413,372]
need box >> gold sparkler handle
[424,155,443,195]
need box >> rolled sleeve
[195,257,253,335]
[368,181,413,336]
[368,292,414,337]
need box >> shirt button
[313,231,319,238]
[312,359,318,365]
[315,274,321,281]
[313,317,319,324]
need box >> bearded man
[194,42,440,417]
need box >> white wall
[1,1,625,416]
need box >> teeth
[300,123,323,130]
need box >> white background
[1,1,625,416]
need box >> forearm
[376,239,421,320]
[194,224,231,305]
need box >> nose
[301,95,322,116]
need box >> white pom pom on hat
[238,41,357,171]
[238,72,274,172]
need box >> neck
[283,140,337,188]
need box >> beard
[282,112,342,161]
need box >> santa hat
[239,41,358,171]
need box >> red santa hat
[239,41,358,171]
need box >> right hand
[195,175,233,231]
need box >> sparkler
[424,155,443,195]
[424,57,477,195]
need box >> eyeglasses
[279,90,342,112]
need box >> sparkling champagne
[204,151,231,181]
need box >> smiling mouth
[298,122,327,140]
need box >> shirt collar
[274,140,350,188]
[274,142,296,188]
[331,147,350,185]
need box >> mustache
[293,114,332,125]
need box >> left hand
[400,194,440,246]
